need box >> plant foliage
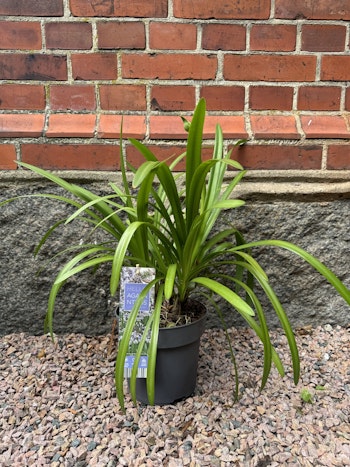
[2,98,350,410]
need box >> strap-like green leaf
[192,277,255,317]
[234,239,350,306]
[164,264,177,300]
[186,98,206,225]
[146,284,164,405]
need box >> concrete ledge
[2,169,350,199]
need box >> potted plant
[2,99,350,409]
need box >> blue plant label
[124,283,150,312]
[119,267,155,379]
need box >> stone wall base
[1,170,349,335]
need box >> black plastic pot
[131,309,207,405]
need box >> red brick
[275,0,350,20]
[122,53,217,79]
[98,116,146,138]
[321,56,350,81]
[149,116,191,139]
[72,53,117,80]
[301,115,349,139]
[0,84,45,110]
[0,0,63,16]
[250,115,300,139]
[174,0,270,19]
[0,21,41,50]
[151,85,195,111]
[0,144,17,170]
[46,22,92,50]
[22,144,119,170]
[301,25,346,52]
[250,24,296,52]
[200,86,245,111]
[202,24,246,51]
[149,115,247,139]
[298,86,341,111]
[100,85,146,111]
[234,144,322,170]
[150,22,197,50]
[249,86,293,111]
[327,145,350,169]
[46,114,96,137]
[50,85,96,111]
[0,54,67,81]
[224,55,316,82]
[127,144,215,171]
[0,114,44,137]
[203,116,247,139]
[98,21,145,49]
[345,89,350,111]
[70,0,167,17]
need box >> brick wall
[0,0,350,171]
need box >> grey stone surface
[208,198,350,329]
[0,174,349,335]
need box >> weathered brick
[0,54,67,81]
[128,145,215,171]
[99,85,146,110]
[0,114,44,137]
[0,0,63,16]
[97,115,146,138]
[249,85,293,110]
[0,144,17,170]
[46,114,96,137]
[345,89,350,111]
[327,145,350,169]
[50,85,96,111]
[202,24,246,51]
[174,0,270,19]
[70,0,167,17]
[0,84,45,110]
[275,0,350,20]
[200,86,245,111]
[298,86,341,111]
[0,21,41,50]
[127,144,188,170]
[46,22,92,50]
[301,25,346,52]
[203,116,247,139]
[72,53,117,80]
[235,144,322,170]
[122,53,217,79]
[321,56,350,81]
[22,144,119,170]
[251,115,300,139]
[149,115,247,139]
[224,55,316,82]
[151,85,195,111]
[250,24,296,51]
[150,22,197,50]
[98,21,145,49]
[301,115,349,138]
[149,116,188,139]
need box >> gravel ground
[0,324,349,466]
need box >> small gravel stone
[87,441,98,451]
[0,325,349,465]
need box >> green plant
[300,388,313,404]
[2,98,350,410]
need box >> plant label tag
[119,266,155,379]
